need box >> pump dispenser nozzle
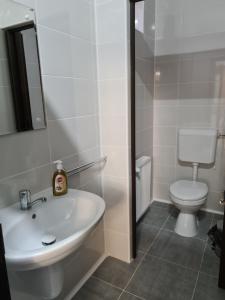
[54,160,63,170]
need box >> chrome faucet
[19,190,47,210]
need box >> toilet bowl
[170,128,217,237]
[170,180,208,237]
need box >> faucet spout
[29,197,47,209]
[19,190,47,210]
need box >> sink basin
[0,188,105,271]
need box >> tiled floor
[73,202,225,300]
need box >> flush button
[42,234,56,246]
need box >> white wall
[0,0,102,210]
[153,0,225,213]
[156,0,225,55]
[135,0,155,160]
[95,0,132,262]
[1,0,133,280]
[1,0,105,298]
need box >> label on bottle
[55,174,66,193]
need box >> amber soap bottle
[53,160,68,196]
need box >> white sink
[0,188,105,271]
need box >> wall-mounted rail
[218,132,225,138]
[67,156,107,177]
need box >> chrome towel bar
[218,132,225,138]
[67,156,107,177]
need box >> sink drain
[42,234,56,246]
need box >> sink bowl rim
[0,188,105,271]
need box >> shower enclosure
[130,0,225,289]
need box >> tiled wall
[135,0,155,160]
[153,0,225,213]
[4,0,105,298]
[95,0,132,262]
[0,0,133,266]
[0,0,102,210]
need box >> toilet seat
[170,180,208,202]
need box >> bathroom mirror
[0,0,46,136]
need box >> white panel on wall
[96,0,132,262]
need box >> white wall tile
[153,146,176,166]
[71,38,95,79]
[43,76,76,120]
[14,0,36,9]
[38,26,73,77]
[73,79,98,116]
[153,163,176,184]
[99,79,127,116]
[0,130,50,179]
[102,146,129,178]
[96,0,126,44]
[154,105,177,126]
[98,42,126,80]
[36,0,93,41]
[104,229,131,262]
[103,176,130,234]
[100,116,127,147]
[0,164,52,209]
[0,0,101,212]
[153,126,177,146]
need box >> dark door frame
[130,0,145,259]
[130,0,136,259]
[0,224,11,300]
[219,206,225,289]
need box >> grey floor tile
[193,273,225,300]
[163,210,213,240]
[148,230,205,271]
[136,223,159,252]
[140,203,173,228]
[200,242,220,278]
[212,213,224,226]
[119,291,144,300]
[162,207,179,231]
[151,201,172,209]
[197,211,214,240]
[126,255,198,300]
[93,252,144,289]
[72,277,121,300]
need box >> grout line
[161,227,209,242]
[147,254,200,273]
[37,24,95,44]
[95,208,217,300]
[190,214,214,300]
[0,162,51,183]
[198,270,219,279]
[119,290,146,300]
[92,276,123,292]
[116,214,171,300]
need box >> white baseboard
[64,254,107,300]
[153,198,172,205]
[153,198,224,215]
[201,207,224,215]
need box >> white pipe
[192,163,199,181]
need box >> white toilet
[169,128,218,237]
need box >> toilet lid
[170,180,208,201]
